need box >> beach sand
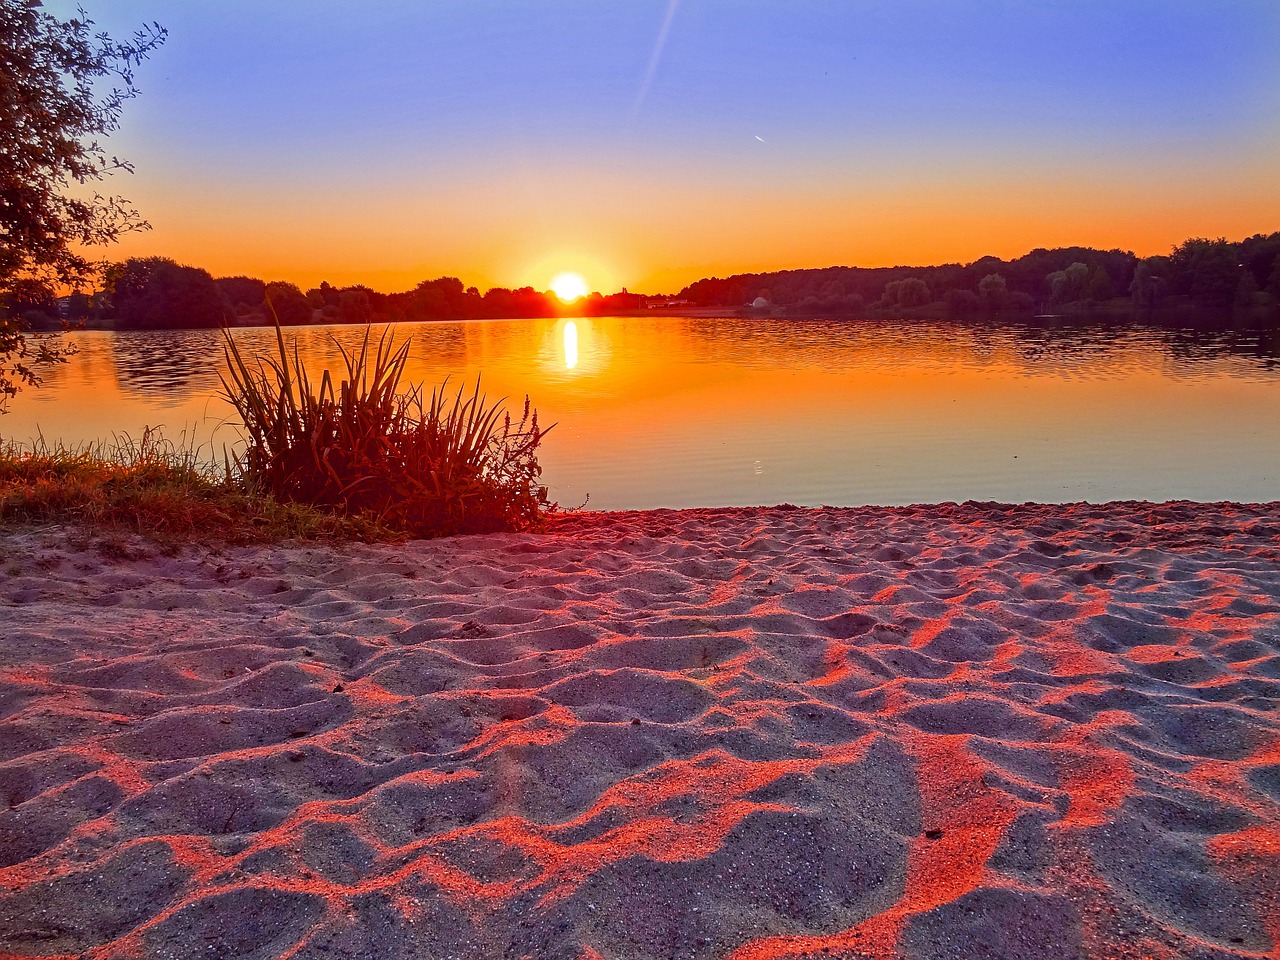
[0,501,1278,960]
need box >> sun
[550,271,589,302]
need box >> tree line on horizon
[4,232,1279,332]
[5,265,648,332]
[4,1,1279,356]
[677,232,1280,319]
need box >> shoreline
[1,499,1278,958]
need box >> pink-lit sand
[1,502,1278,959]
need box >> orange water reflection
[563,321,579,371]
[4,317,1279,509]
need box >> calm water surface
[5,316,1279,509]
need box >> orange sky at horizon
[55,1,1280,298]
[102,158,1280,296]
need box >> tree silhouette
[944,288,980,315]
[107,258,225,329]
[0,2,165,405]
[1234,270,1259,310]
[883,277,931,309]
[1167,238,1241,308]
[216,276,266,316]
[1047,263,1089,304]
[978,273,1008,313]
[264,281,313,326]
[1130,259,1167,310]
[337,289,373,325]
[1086,265,1115,302]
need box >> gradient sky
[47,0,1280,294]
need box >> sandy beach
[0,501,1278,959]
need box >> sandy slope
[0,501,1278,960]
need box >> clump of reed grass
[0,428,384,544]
[220,323,553,537]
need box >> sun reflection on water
[564,320,579,370]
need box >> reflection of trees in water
[679,316,1137,376]
[112,330,225,400]
[680,317,979,371]
[414,322,476,370]
[111,322,483,405]
[1260,326,1280,366]
[108,314,1280,404]
[677,314,1280,380]
[228,321,474,385]
[1162,318,1280,370]
[1005,318,1138,379]
[990,314,1280,379]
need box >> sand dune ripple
[1,501,1278,959]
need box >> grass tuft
[220,321,553,537]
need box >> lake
[4,315,1279,509]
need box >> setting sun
[550,271,589,302]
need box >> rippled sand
[1,502,1278,959]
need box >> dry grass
[0,429,390,544]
